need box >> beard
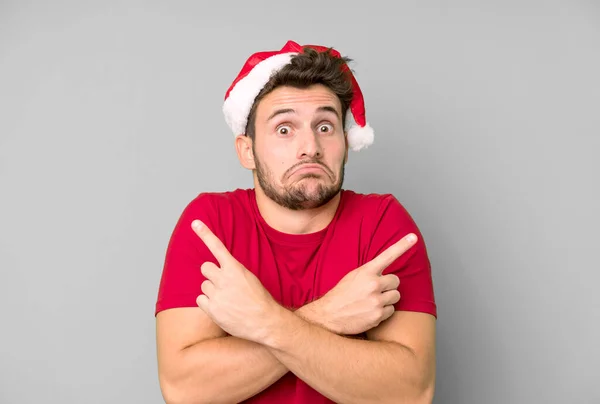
[253,149,345,211]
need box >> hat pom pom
[347,122,374,151]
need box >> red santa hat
[222,40,374,151]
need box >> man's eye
[277,126,291,135]
[319,124,333,133]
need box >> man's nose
[297,128,323,159]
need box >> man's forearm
[263,307,433,404]
[163,304,324,404]
[164,335,286,404]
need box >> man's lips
[289,163,329,177]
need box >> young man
[155,40,437,403]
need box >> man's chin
[290,196,329,210]
[294,188,340,208]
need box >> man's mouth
[291,164,326,176]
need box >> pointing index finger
[367,233,418,275]
[191,220,234,267]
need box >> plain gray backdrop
[1,1,599,403]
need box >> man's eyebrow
[266,106,341,122]
[267,108,295,121]
[317,105,341,119]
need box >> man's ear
[235,134,256,170]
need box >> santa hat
[222,40,374,151]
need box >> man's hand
[315,233,418,335]
[191,220,280,343]
[192,218,417,340]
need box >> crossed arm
[157,303,435,404]
[156,220,436,404]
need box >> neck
[253,184,341,235]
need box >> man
[155,40,437,403]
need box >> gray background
[1,1,598,403]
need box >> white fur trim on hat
[223,53,297,135]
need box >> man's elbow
[388,385,433,404]
[159,373,212,404]
[159,376,188,404]
[411,349,436,404]
[418,387,435,404]
[412,376,435,404]
[392,370,435,404]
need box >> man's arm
[156,302,329,404]
[157,305,435,404]
[264,309,436,404]
[156,307,281,404]
[178,219,433,403]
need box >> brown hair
[244,47,354,140]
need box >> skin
[156,84,436,404]
[235,84,349,234]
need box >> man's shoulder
[176,188,254,225]
[341,189,403,214]
[340,189,417,232]
[186,188,253,209]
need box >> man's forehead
[259,85,343,117]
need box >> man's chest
[232,233,367,309]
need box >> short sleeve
[365,195,437,318]
[154,194,220,316]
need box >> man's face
[251,84,348,210]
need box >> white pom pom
[347,122,374,151]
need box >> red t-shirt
[155,188,436,403]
